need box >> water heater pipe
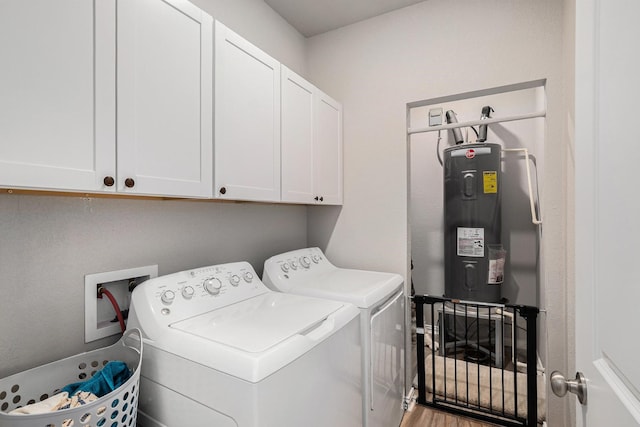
[502,148,542,225]
[444,110,464,144]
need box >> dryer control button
[161,290,176,304]
[300,256,311,268]
[311,254,321,264]
[290,261,298,270]
[281,263,290,273]
[243,272,254,282]
[229,275,241,286]
[204,277,222,295]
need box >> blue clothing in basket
[61,361,131,397]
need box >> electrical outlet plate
[84,265,158,343]
[429,107,443,126]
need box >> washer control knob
[204,277,222,295]
[161,290,176,304]
[311,254,321,264]
[182,286,195,299]
[281,263,290,273]
[290,261,298,270]
[229,275,241,286]
[243,272,254,283]
[300,256,311,268]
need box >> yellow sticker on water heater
[483,171,498,194]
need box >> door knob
[551,371,587,405]
[124,178,135,188]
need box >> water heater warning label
[483,171,498,193]
[488,258,505,284]
[457,227,485,257]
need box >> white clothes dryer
[262,247,405,427]
[127,261,362,427]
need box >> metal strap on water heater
[502,148,543,225]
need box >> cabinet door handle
[103,176,115,187]
[319,196,324,202]
[124,178,135,188]
[219,187,227,195]
[314,196,319,201]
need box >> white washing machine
[127,261,362,427]
[262,247,405,427]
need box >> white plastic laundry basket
[0,329,142,427]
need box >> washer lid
[295,269,403,308]
[170,292,344,353]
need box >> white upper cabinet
[214,22,281,202]
[0,0,212,198]
[0,3,338,204]
[281,66,343,205]
[117,0,212,197]
[281,67,315,203]
[313,91,343,205]
[0,0,115,192]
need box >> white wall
[0,0,308,379]
[305,0,569,423]
[0,196,307,378]
[191,0,307,75]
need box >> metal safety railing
[413,295,542,426]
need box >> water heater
[443,143,503,303]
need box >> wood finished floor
[400,404,501,427]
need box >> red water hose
[98,287,126,333]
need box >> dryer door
[370,291,405,427]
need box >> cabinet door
[281,66,314,204]
[313,92,343,205]
[117,0,213,198]
[214,22,281,202]
[0,0,115,192]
